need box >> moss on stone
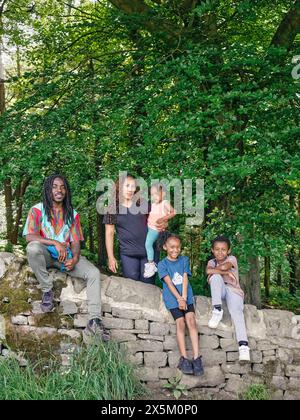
[53,280,67,299]
[0,264,69,318]
[263,360,278,385]
[34,312,62,329]
[60,315,74,329]
[5,322,62,365]
[0,277,34,316]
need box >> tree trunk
[96,213,106,267]
[296,193,300,288]
[289,195,297,295]
[4,177,30,244]
[264,256,271,299]
[240,257,261,308]
[296,250,300,290]
[16,45,21,77]
[11,177,30,244]
[276,265,282,287]
[4,178,13,242]
[271,0,300,49]
[288,236,297,295]
[88,210,95,254]
[0,19,5,114]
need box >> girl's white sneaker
[144,262,157,278]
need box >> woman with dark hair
[103,174,167,284]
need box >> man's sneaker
[41,290,54,313]
[144,262,158,278]
[177,356,194,375]
[83,318,110,345]
[192,356,204,376]
[208,308,224,329]
[239,345,251,363]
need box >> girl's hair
[150,182,166,194]
[157,231,181,251]
[42,174,74,227]
[211,235,231,250]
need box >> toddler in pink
[144,183,176,278]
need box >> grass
[0,342,146,400]
[240,384,270,401]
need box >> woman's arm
[105,224,118,273]
[156,202,176,225]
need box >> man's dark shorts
[170,303,195,321]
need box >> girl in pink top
[144,184,176,278]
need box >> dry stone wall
[1,252,300,400]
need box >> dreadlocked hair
[157,231,181,251]
[43,174,74,227]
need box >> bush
[262,286,300,314]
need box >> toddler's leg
[145,228,159,262]
[144,229,159,278]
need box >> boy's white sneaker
[239,345,251,363]
[144,262,157,278]
[208,308,223,329]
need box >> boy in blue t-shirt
[158,232,204,376]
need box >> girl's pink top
[148,200,172,230]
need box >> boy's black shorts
[169,303,195,320]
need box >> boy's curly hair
[211,235,231,250]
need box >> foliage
[0,0,299,306]
[162,374,188,400]
[262,286,300,314]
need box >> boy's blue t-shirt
[157,255,194,310]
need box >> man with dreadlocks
[23,174,110,344]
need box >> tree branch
[108,0,180,39]
[180,0,199,13]
[271,0,300,49]
[60,1,97,19]
[109,0,150,14]
[0,0,8,15]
